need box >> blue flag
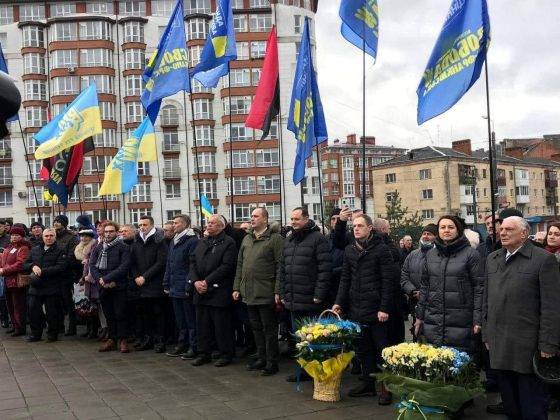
[142,0,190,123]
[417,0,491,125]
[288,18,328,185]
[339,0,379,59]
[191,0,236,88]
[0,43,19,122]
[200,194,214,218]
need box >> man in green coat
[233,207,283,376]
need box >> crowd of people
[0,205,559,418]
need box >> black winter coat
[335,234,395,324]
[332,219,354,250]
[129,230,168,298]
[190,231,237,307]
[279,221,332,312]
[89,240,130,291]
[416,235,484,354]
[379,233,404,315]
[163,231,199,299]
[400,242,434,295]
[24,244,67,296]
[56,229,80,284]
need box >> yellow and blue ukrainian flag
[339,0,379,59]
[98,117,156,195]
[33,84,101,159]
[417,0,490,124]
[200,194,214,218]
[0,43,19,122]
[142,0,190,123]
[288,18,327,185]
[191,0,237,88]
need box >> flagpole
[315,144,325,234]
[227,64,235,224]
[91,142,108,213]
[115,8,127,225]
[188,85,205,228]
[17,120,42,223]
[76,180,83,214]
[361,19,367,213]
[182,92,193,219]
[153,140,165,226]
[484,60,497,244]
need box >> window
[92,129,117,148]
[50,3,76,16]
[226,150,254,169]
[79,21,112,41]
[137,162,150,175]
[258,175,280,194]
[197,152,215,173]
[164,158,181,178]
[185,0,211,14]
[152,0,175,17]
[422,209,435,219]
[165,183,181,198]
[22,26,44,48]
[516,185,529,196]
[51,22,77,42]
[230,177,256,195]
[163,131,180,152]
[223,96,251,115]
[23,54,45,75]
[193,99,212,119]
[225,123,253,141]
[421,189,433,200]
[385,173,396,183]
[199,178,217,199]
[51,76,79,95]
[161,105,179,126]
[311,203,323,221]
[81,75,114,94]
[130,208,151,225]
[255,149,279,167]
[191,79,212,94]
[166,210,182,220]
[0,165,12,186]
[24,80,46,101]
[232,0,244,8]
[80,49,113,67]
[0,5,13,25]
[188,45,202,67]
[311,176,320,195]
[228,69,250,87]
[256,121,278,139]
[295,41,301,61]
[51,50,77,69]
[0,191,12,207]
[188,18,208,41]
[509,171,513,180]
[251,68,262,85]
[82,156,112,174]
[419,169,431,180]
[130,182,151,202]
[249,14,272,32]
[194,126,214,146]
[126,102,144,123]
[120,1,146,16]
[234,203,251,221]
[20,4,45,21]
[124,49,145,70]
[124,21,144,43]
[233,15,248,32]
[236,42,250,60]
[294,15,303,34]
[99,102,115,120]
[482,169,487,179]
[125,75,143,96]
[26,107,47,127]
[250,41,266,59]
[87,2,114,14]
[52,102,70,116]
[250,0,269,7]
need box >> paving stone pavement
[0,328,539,420]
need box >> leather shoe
[348,381,377,397]
[25,335,42,342]
[180,349,197,360]
[261,364,279,376]
[191,356,211,366]
[214,358,232,367]
[120,339,130,353]
[136,337,153,351]
[486,402,505,415]
[167,345,187,357]
[247,359,266,371]
[99,339,116,352]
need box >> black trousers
[135,297,165,342]
[28,294,64,338]
[0,297,9,323]
[247,304,279,365]
[233,301,255,349]
[100,289,127,341]
[61,283,76,327]
[196,305,234,359]
[356,321,389,381]
[496,369,549,420]
[172,297,196,350]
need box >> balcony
[162,142,180,153]
[516,194,530,204]
[545,179,558,189]
[163,169,181,179]
[546,196,557,206]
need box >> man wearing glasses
[89,221,131,353]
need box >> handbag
[16,273,31,288]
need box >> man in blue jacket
[163,215,199,358]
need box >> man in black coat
[24,228,67,342]
[130,215,168,353]
[89,221,131,353]
[190,215,238,367]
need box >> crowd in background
[0,205,559,419]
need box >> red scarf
[545,244,560,254]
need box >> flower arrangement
[377,343,482,419]
[294,312,361,401]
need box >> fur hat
[54,214,69,227]
[9,226,26,237]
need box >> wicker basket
[313,372,343,402]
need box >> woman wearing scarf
[89,221,130,353]
[332,214,395,404]
[415,215,484,355]
[545,222,560,413]
[75,229,99,339]
[0,226,31,336]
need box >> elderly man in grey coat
[483,216,560,420]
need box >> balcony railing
[163,142,180,152]
[163,169,181,179]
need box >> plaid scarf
[96,237,121,270]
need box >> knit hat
[331,208,341,218]
[30,221,44,229]
[422,223,438,236]
[9,226,25,237]
[78,229,95,238]
[500,207,523,220]
[54,214,69,227]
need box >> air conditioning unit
[68,66,76,73]
[17,191,27,199]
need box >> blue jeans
[171,298,196,350]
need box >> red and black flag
[245,26,280,141]
[41,138,94,206]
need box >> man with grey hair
[483,216,560,419]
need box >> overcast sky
[314,1,560,151]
